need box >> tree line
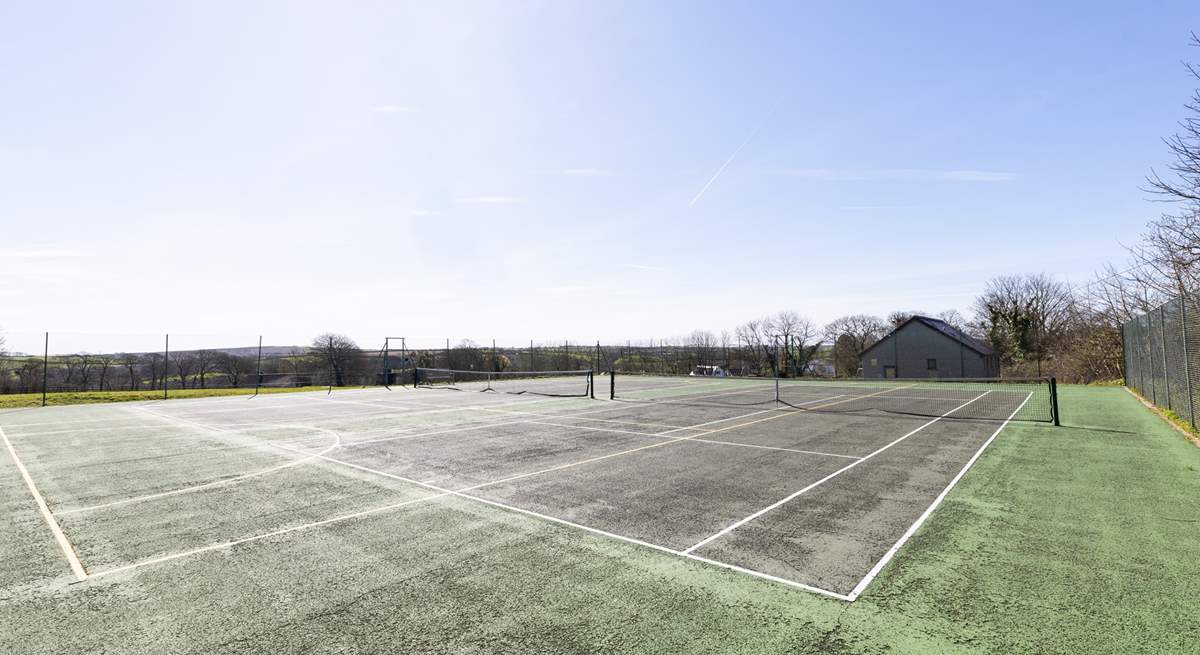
[0,333,375,394]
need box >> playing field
[1,381,1196,653]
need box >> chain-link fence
[1121,294,1200,429]
[0,332,804,405]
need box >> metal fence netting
[1122,295,1198,428]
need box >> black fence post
[609,369,616,400]
[42,332,49,407]
[253,336,263,398]
[163,334,170,400]
[1180,298,1197,430]
[1159,305,1172,412]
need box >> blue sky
[2,1,1198,353]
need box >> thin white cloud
[560,168,614,177]
[369,105,418,113]
[838,205,910,211]
[770,168,1017,182]
[410,209,446,216]
[455,196,527,205]
[622,263,668,272]
[0,249,80,259]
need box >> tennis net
[415,368,594,398]
[609,373,1058,423]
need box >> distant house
[860,315,999,379]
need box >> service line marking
[56,426,343,515]
[682,391,991,555]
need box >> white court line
[7,424,190,438]
[479,407,689,430]
[682,391,993,555]
[84,404,780,580]
[56,426,344,515]
[271,447,856,601]
[0,424,88,580]
[521,419,861,460]
[85,492,446,580]
[342,399,706,448]
[845,392,1033,601]
[81,394,893,596]
[85,449,852,600]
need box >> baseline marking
[275,448,856,601]
[845,392,1032,601]
[0,424,88,580]
[682,390,991,554]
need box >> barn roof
[860,315,996,357]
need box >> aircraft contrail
[688,104,779,208]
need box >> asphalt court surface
[0,375,1032,599]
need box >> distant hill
[213,346,306,357]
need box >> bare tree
[192,350,216,389]
[310,333,364,387]
[118,353,140,390]
[95,354,116,391]
[687,330,718,369]
[887,310,924,327]
[141,353,164,390]
[216,353,254,387]
[972,274,1073,373]
[735,318,774,375]
[765,311,820,377]
[173,353,196,389]
[1145,32,1200,205]
[824,314,888,377]
[1135,34,1200,296]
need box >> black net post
[1050,377,1060,426]
[609,370,616,400]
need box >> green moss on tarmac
[0,386,1195,653]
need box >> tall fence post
[1182,297,1197,429]
[42,332,49,407]
[254,336,263,397]
[163,334,170,400]
[1159,305,1171,411]
[1140,316,1148,398]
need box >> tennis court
[0,372,1054,601]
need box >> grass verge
[0,386,362,409]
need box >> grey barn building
[860,315,999,379]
